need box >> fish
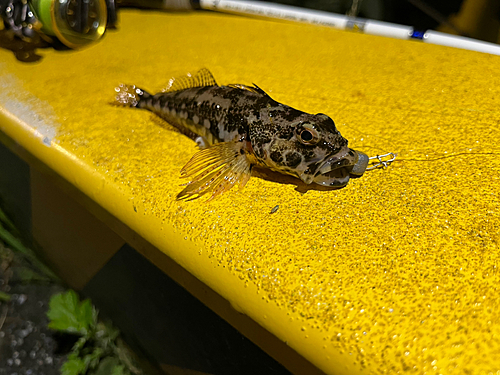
[114,69,369,200]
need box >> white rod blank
[199,0,500,56]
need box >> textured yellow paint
[1,10,500,374]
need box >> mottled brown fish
[115,69,369,200]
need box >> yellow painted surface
[1,10,500,374]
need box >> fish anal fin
[149,115,180,134]
[149,114,201,141]
[176,140,252,201]
[162,68,218,93]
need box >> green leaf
[72,336,88,353]
[0,291,10,301]
[115,338,143,375]
[93,357,125,375]
[0,206,16,231]
[0,222,59,281]
[95,321,120,350]
[61,356,87,375]
[15,267,52,283]
[47,291,97,335]
[83,347,104,371]
[111,364,128,375]
[104,321,120,342]
[78,298,97,332]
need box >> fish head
[250,112,368,187]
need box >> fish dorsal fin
[162,68,218,93]
[227,83,271,98]
[177,139,252,201]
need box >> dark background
[260,0,500,42]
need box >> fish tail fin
[114,84,151,107]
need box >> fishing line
[365,150,500,172]
[346,123,500,172]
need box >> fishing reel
[0,0,117,48]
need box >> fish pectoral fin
[177,140,252,201]
[162,68,218,93]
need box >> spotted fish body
[115,69,369,200]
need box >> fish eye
[296,123,319,145]
[301,130,313,141]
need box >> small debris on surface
[0,283,68,375]
[0,244,67,375]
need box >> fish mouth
[313,149,369,187]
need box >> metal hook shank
[366,152,397,171]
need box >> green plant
[0,206,59,282]
[47,290,144,375]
